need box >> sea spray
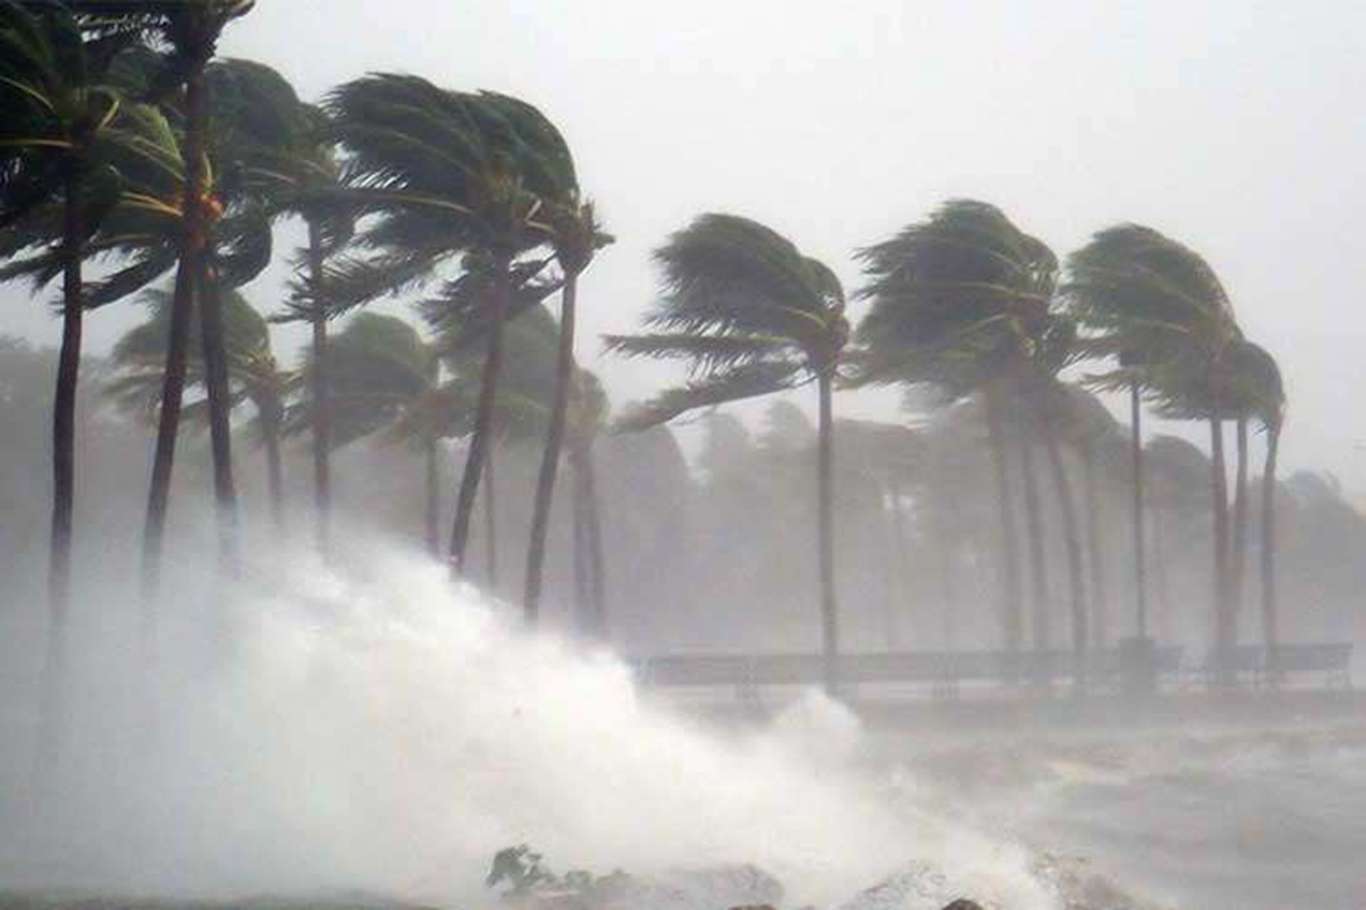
[1,543,1056,909]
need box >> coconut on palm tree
[604,213,849,695]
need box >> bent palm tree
[325,74,577,578]
[853,200,1056,664]
[0,0,140,765]
[523,201,611,621]
[1067,225,1242,676]
[605,213,849,694]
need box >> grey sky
[5,1,1365,485]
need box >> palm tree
[1223,342,1285,672]
[523,201,611,622]
[292,312,441,553]
[1023,316,1091,682]
[325,74,578,578]
[0,0,140,765]
[1063,386,1126,649]
[604,213,849,695]
[1066,225,1241,674]
[854,200,1057,665]
[234,77,353,557]
[106,285,293,531]
[77,0,259,579]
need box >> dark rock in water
[523,864,783,910]
[940,902,985,910]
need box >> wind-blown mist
[0,543,1052,909]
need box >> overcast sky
[5,1,1365,486]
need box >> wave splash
[2,545,1058,909]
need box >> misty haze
[2,3,1365,910]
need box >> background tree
[107,285,292,532]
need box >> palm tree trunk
[523,271,578,621]
[1129,379,1149,640]
[1041,423,1088,688]
[1209,415,1232,684]
[306,219,332,557]
[886,479,910,650]
[262,410,285,535]
[1018,423,1051,658]
[571,449,591,627]
[983,385,1023,657]
[1260,419,1282,680]
[142,58,211,610]
[197,264,240,575]
[933,509,959,651]
[582,444,607,636]
[482,442,498,589]
[41,176,84,766]
[448,253,511,577]
[1080,440,1108,650]
[816,371,839,697]
[424,434,440,559]
[1230,416,1250,642]
[1152,505,1173,640]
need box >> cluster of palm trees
[0,1,606,725]
[1,2,1287,716]
[608,202,1286,693]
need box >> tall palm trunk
[983,385,1023,657]
[482,443,498,589]
[1041,422,1088,688]
[581,443,607,635]
[1230,416,1250,641]
[1260,419,1281,678]
[885,479,910,649]
[524,270,579,621]
[570,449,591,627]
[1080,440,1108,650]
[1129,379,1149,639]
[933,507,959,651]
[306,219,332,556]
[1017,423,1051,658]
[41,175,84,764]
[449,253,511,577]
[816,371,839,696]
[262,408,284,535]
[142,56,210,608]
[1209,415,1232,683]
[424,433,440,559]
[1151,506,1173,640]
[198,264,240,574]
